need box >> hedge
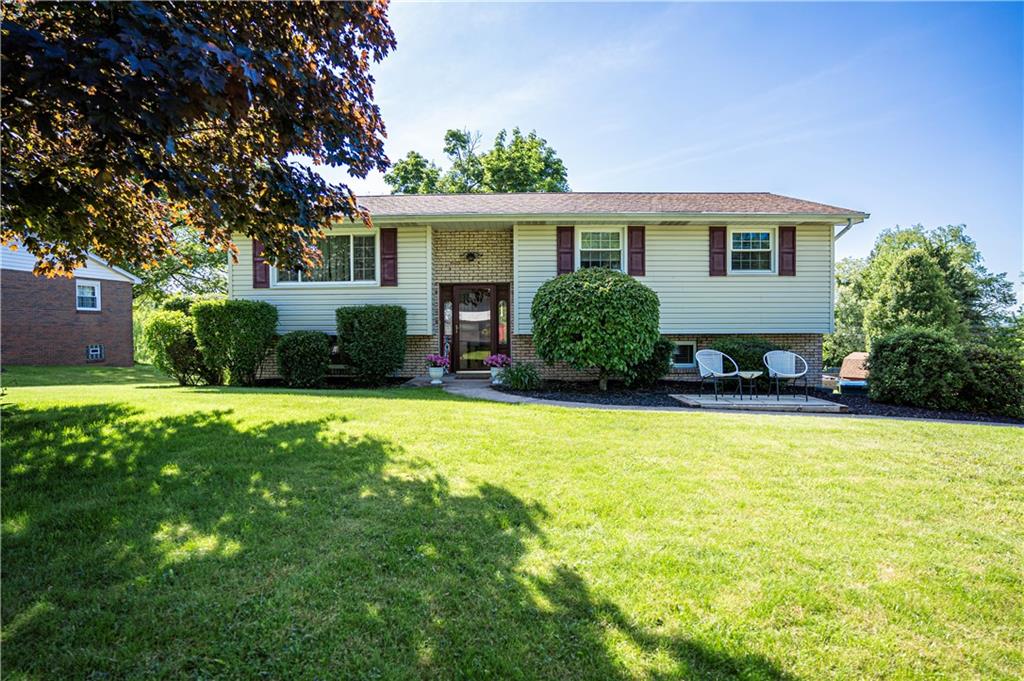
[335,305,407,383]
[868,326,965,410]
[143,310,202,386]
[275,331,330,389]
[192,299,278,386]
[959,343,1024,417]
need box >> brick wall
[1,269,134,366]
[511,333,824,386]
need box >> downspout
[833,218,854,241]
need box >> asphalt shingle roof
[358,192,866,218]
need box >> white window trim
[576,226,626,272]
[76,279,101,311]
[271,231,380,288]
[671,340,697,369]
[726,226,777,275]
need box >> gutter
[833,216,864,242]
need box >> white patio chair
[763,350,810,401]
[695,349,740,401]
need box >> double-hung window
[728,228,775,273]
[277,234,377,284]
[76,280,101,310]
[579,229,623,271]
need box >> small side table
[737,371,763,399]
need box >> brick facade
[1,269,134,366]
[511,333,824,387]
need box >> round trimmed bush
[624,337,675,388]
[192,299,278,386]
[868,326,966,410]
[144,310,201,385]
[335,305,407,384]
[531,268,660,390]
[959,343,1024,417]
[276,331,330,388]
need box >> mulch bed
[496,380,1023,425]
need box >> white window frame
[576,227,625,272]
[75,279,101,311]
[671,340,697,369]
[727,226,776,275]
[271,231,380,288]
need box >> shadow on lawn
[2,403,794,680]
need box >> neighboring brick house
[2,242,140,366]
[229,193,868,385]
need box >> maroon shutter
[627,225,645,276]
[709,226,727,276]
[380,228,398,286]
[556,225,574,275]
[779,226,796,276]
[252,239,270,288]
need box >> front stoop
[669,394,847,413]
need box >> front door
[453,285,494,372]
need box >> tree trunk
[598,371,608,392]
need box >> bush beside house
[532,268,660,391]
[192,299,278,386]
[143,310,203,386]
[336,305,407,383]
[277,331,330,389]
[624,337,675,389]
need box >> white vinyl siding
[514,223,835,334]
[1,242,137,282]
[513,223,558,334]
[230,224,431,335]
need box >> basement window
[86,344,105,362]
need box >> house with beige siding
[228,192,867,384]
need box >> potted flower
[483,353,511,384]
[425,354,449,385]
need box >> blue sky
[323,2,1023,295]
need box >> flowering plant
[425,353,450,369]
[483,353,511,368]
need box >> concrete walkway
[403,375,1021,426]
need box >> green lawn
[2,366,1022,679]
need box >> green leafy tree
[2,2,395,276]
[128,227,227,303]
[823,256,868,366]
[860,225,1015,332]
[531,268,660,391]
[863,249,963,347]
[385,127,569,194]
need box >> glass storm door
[454,285,494,372]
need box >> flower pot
[490,367,503,385]
[428,366,444,385]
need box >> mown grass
[2,365,1022,679]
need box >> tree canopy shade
[384,128,569,194]
[1,1,396,276]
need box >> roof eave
[358,211,869,224]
